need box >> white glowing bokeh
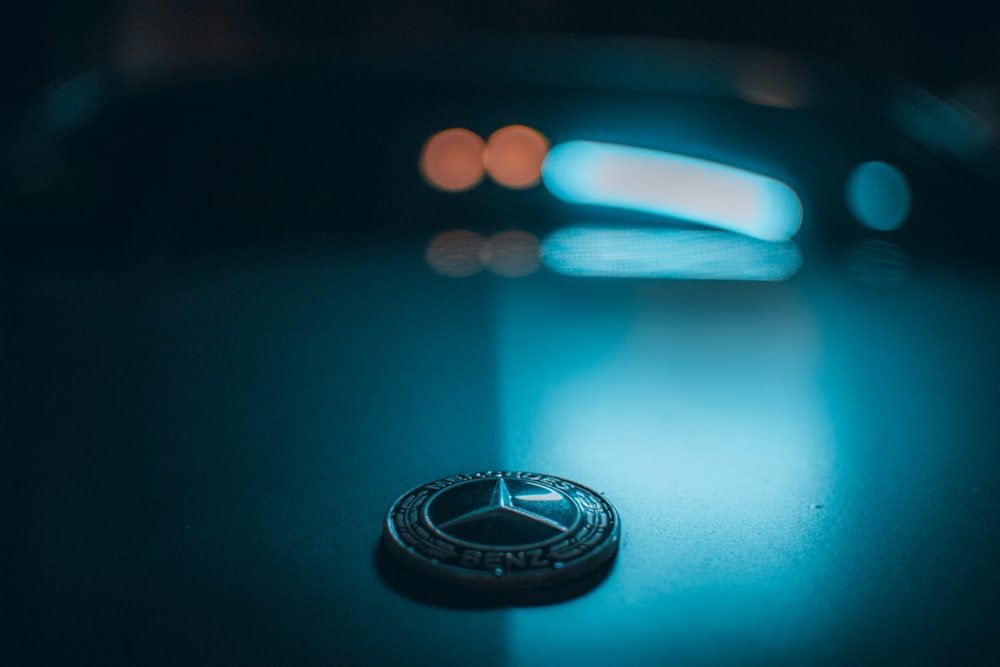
[543,141,803,242]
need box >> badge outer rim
[381,471,621,589]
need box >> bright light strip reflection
[542,141,803,242]
[541,227,802,280]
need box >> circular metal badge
[382,471,620,588]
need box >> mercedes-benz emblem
[382,471,620,588]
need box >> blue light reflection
[541,227,802,281]
[845,161,912,231]
[542,141,803,242]
[494,277,833,663]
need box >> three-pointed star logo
[438,478,570,533]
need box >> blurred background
[4,2,1000,666]
[4,0,999,96]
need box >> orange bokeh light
[484,125,549,189]
[426,230,487,277]
[419,128,486,192]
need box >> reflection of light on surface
[541,227,802,280]
[888,84,997,158]
[494,279,832,663]
[734,53,811,108]
[425,230,486,277]
[484,125,549,188]
[843,239,913,288]
[542,141,803,242]
[482,231,541,277]
[845,161,911,231]
[419,129,485,192]
[426,230,541,278]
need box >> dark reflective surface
[5,33,1000,667]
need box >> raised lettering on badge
[382,471,620,588]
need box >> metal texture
[382,471,620,588]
